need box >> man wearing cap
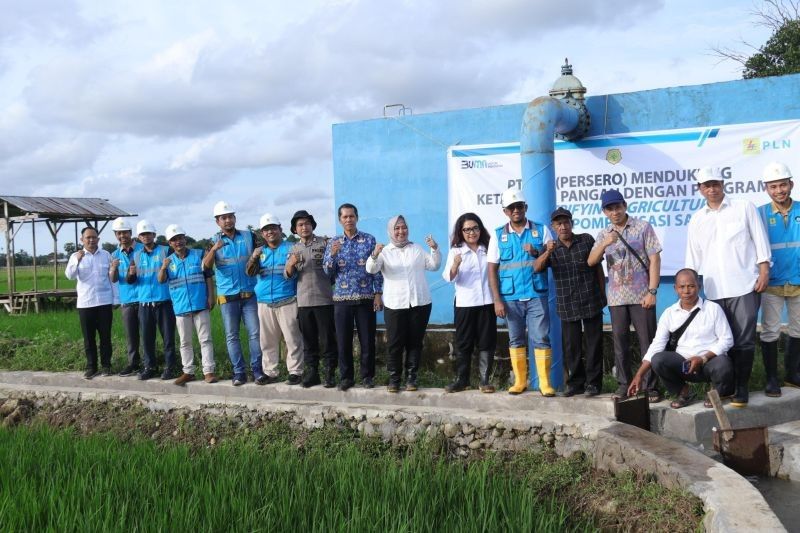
[203,201,263,386]
[488,187,556,396]
[323,203,383,391]
[245,214,304,385]
[286,210,338,388]
[133,220,177,380]
[158,224,217,386]
[65,226,115,379]
[535,207,606,397]
[109,217,142,377]
[758,162,800,394]
[686,166,771,408]
[588,189,663,402]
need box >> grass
[0,265,75,293]
[0,424,592,532]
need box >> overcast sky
[0,0,772,252]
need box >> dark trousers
[139,300,177,370]
[334,301,376,381]
[298,305,338,371]
[561,313,604,390]
[610,304,658,390]
[650,351,734,397]
[384,304,432,386]
[453,304,497,381]
[78,304,113,370]
[121,303,140,368]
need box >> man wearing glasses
[588,189,663,402]
[488,188,556,396]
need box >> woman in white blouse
[366,215,441,392]
[442,213,496,393]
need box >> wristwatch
[648,288,657,295]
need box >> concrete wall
[332,74,800,324]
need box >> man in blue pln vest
[202,201,264,386]
[134,220,177,380]
[158,224,217,386]
[759,161,800,394]
[109,217,143,377]
[488,188,556,396]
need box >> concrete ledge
[769,420,800,481]
[0,372,786,532]
[649,388,800,446]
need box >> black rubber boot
[323,362,336,388]
[730,349,754,408]
[478,350,495,393]
[445,350,470,393]
[387,349,402,388]
[785,337,800,388]
[761,340,781,397]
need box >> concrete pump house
[332,69,800,327]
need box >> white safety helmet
[501,188,526,208]
[164,224,186,241]
[763,161,793,183]
[695,167,727,184]
[259,213,281,229]
[111,217,132,232]
[213,201,235,217]
[136,219,157,235]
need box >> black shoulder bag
[612,229,649,272]
[665,308,701,352]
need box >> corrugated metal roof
[0,196,134,219]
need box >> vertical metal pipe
[3,202,11,299]
[519,96,579,392]
[32,221,37,293]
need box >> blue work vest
[495,221,548,300]
[112,242,143,304]
[134,244,171,303]
[212,230,256,296]
[759,201,800,286]
[166,249,209,315]
[255,241,297,304]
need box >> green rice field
[0,265,75,293]
[0,424,592,532]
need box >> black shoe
[563,385,585,397]
[338,378,354,391]
[161,369,176,381]
[101,366,114,377]
[302,372,321,388]
[83,368,100,380]
[232,374,247,386]
[584,385,600,397]
[611,384,628,400]
[387,383,400,393]
[362,377,374,389]
[138,367,157,381]
[255,374,269,385]
[324,368,337,388]
[405,381,418,392]
[287,374,302,386]
[119,365,139,377]
[445,381,468,393]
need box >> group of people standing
[66,161,800,407]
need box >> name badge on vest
[532,229,539,238]
[501,234,508,243]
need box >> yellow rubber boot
[534,348,556,397]
[507,347,528,395]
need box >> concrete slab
[769,420,800,481]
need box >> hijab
[388,215,412,248]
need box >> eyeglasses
[462,226,480,234]
[505,203,525,212]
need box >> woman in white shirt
[442,213,496,393]
[366,215,441,392]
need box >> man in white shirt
[65,226,115,379]
[629,269,734,408]
[685,166,771,408]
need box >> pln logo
[742,137,791,155]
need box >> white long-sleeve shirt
[365,243,440,309]
[442,244,493,307]
[65,249,114,308]
[685,196,771,300]
[643,298,733,362]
